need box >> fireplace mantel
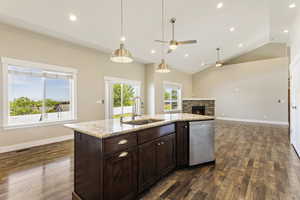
[182,98,216,101]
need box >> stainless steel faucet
[132,96,142,120]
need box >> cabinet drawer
[138,123,175,144]
[104,134,137,155]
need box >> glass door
[105,78,140,119]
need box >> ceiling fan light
[111,43,133,63]
[169,44,178,50]
[215,62,223,67]
[156,59,170,73]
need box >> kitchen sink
[123,118,164,125]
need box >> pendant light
[215,48,223,67]
[156,0,170,73]
[110,0,133,63]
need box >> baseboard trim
[216,117,289,126]
[0,135,74,154]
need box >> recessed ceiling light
[230,27,235,32]
[289,3,296,8]
[69,14,77,22]
[238,43,244,48]
[184,53,189,58]
[284,30,289,33]
[217,2,223,9]
[151,49,156,54]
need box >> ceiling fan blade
[178,40,197,45]
[154,40,169,43]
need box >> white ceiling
[0,0,297,73]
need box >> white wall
[145,64,193,114]
[192,58,289,124]
[0,23,146,147]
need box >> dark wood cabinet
[176,122,189,168]
[104,148,138,200]
[74,132,103,200]
[156,134,176,177]
[138,140,157,192]
[138,133,176,193]
[74,123,181,200]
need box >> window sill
[2,119,77,130]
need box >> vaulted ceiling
[0,0,297,73]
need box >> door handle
[118,152,128,158]
[118,139,128,145]
[292,106,297,110]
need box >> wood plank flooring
[0,121,299,200]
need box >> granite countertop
[64,113,215,139]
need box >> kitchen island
[65,113,215,200]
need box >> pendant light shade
[111,0,133,63]
[110,43,133,63]
[215,48,223,67]
[156,0,170,73]
[156,59,170,73]
[215,62,223,67]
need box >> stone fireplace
[182,98,215,116]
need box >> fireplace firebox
[192,106,205,115]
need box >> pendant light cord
[161,0,166,59]
[121,0,124,42]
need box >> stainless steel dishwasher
[189,120,215,166]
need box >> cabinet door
[176,122,189,168]
[104,148,138,200]
[156,134,176,177]
[138,140,157,193]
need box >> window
[163,81,182,112]
[2,57,77,128]
[105,77,141,119]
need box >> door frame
[290,54,300,156]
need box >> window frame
[104,76,141,119]
[163,81,182,113]
[1,57,78,129]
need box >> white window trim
[163,81,182,113]
[104,76,141,119]
[1,57,78,129]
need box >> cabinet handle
[118,152,128,158]
[118,139,128,145]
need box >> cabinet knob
[118,152,128,158]
[184,125,188,129]
[118,139,128,145]
[161,142,164,145]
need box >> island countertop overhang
[64,113,214,139]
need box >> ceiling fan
[155,17,197,54]
[201,48,226,68]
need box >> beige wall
[145,64,193,114]
[0,23,145,147]
[192,58,289,123]
[226,43,288,65]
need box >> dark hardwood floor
[0,121,299,200]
